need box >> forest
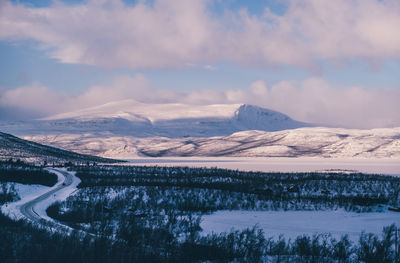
[0,160,57,186]
[74,165,400,212]
[0,160,57,203]
[1,163,400,262]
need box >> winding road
[19,168,75,224]
[1,168,80,232]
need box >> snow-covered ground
[1,181,53,220]
[200,210,400,241]
[8,183,49,200]
[123,157,400,175]
[20,126,400,159]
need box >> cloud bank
[1,0,400,69]
[1,75,399,129]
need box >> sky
[0,0,399,128]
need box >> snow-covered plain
[0,183,49,205]
[123,157,400,175]
[200,210,400,241]
[10,183,49,200]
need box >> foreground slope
[23,127,400,159]
[0,131,120,164]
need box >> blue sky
[0,0,292,93]
[1,41,399,93]
[0,0,399,128]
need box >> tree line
[1,210,400,263]
[73,165,400,212]
[0,160,57,187]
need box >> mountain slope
[23,127,400,159]
[0,132,121,164]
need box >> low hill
[0,131,122,165]
[23,127,400,159]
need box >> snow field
[200,210,400,242]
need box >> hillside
[0,132,121,164]
[23,127,400,159]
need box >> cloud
[74,74,151,106]
[0,83,69,116]
[0,74,150,117]
[203,65,218,71]
[1,75,399,128]
[243,78,400,129]
[1,0,400,69]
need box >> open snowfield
[3,183,49,200]
[125,157,400,175]
[200,210,400,241]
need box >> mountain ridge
[1,101,311,138]
[22,126,400,159]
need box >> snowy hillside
[23,127,400,159]
[0,132,120,164]
[0,101,310,138]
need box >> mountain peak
[233,104,307,131]
[236,104,290,120]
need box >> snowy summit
[4,100,311,138]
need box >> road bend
[19,168,76,230]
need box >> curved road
[18,168,76,228]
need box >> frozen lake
[200,210,400,241]
[126,157,400,175]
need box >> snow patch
[201,210,400,241]
[1,168,80,222]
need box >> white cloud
[1,0,400,69]
[244,78,400,129]
[74,74,151,106]
[0,83,69,115]
[1,75,399,129]
[203,65,218,71]
[0,75,150,116]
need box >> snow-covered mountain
[0,100,311,138]
[2,100,399,159]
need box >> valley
[0,102,398,160]
[1,103,399,262]
[3,161,400,262]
